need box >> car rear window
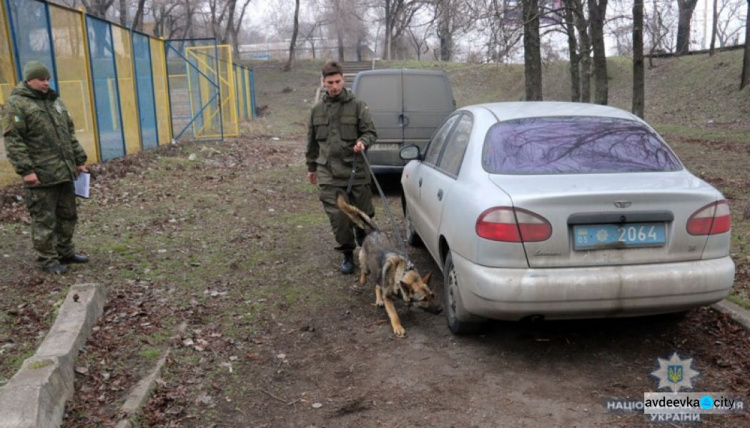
[482,117,683,174]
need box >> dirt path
[1,137,748,427]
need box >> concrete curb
[712,300,750,331]
[0,283,107,428]
[115,349,171,428]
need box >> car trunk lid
[488,172,721,268]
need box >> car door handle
[437,189,443,201]
[419,177,423,187]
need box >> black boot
[340,251,354,275]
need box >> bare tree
[80,0,115,18]
[644,0,675,67]
[709,0,719,54]
[570,0,592,102]
[741,0,750,89]
[588,0,608,105]
[482,0,524,63]
[562,0,580,101]
[300,21,325,59]
[715,0,746,47]
[285,0,301,71]
[206,0,253,58]
[675,0,698,54]
[378,0,426,60]
[433,0,475,61]
[150,0,186,38]
[633,0,644,117]
[407,26,431,60]
[118,0,127,26]
[523,0,543,100]
[132,0,147,31]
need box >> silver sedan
[399,102,734,334]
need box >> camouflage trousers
[25,181,78,267]
[319,184,374,253]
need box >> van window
[355,74,401,111]
[403,74,453,113]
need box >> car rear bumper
[452,253,735,320]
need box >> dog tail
[336,191,378,233]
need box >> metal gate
[166,39,240,141]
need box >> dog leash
[359,151,413,270]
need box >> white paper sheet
[74,171,90,199]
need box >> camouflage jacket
[1,82,87,187]
[306,88,377,186]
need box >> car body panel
[487,172,726,268]
[451,251,734,320]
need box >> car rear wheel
[444,253,483,335]
[404,202,423,247]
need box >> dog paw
[393,326,406,337]
[374,300,384,307]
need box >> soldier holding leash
[306,61,377,274]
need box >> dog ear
[421,272,432,285]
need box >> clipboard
[74,171,90,199]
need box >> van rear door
[353,71,403,146]
[402,71,455,152]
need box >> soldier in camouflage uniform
[306,61,377,274]
[1,61,89,274]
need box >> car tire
[404,202,423,247]
[443,253,483,335]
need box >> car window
[424,115,460,166]
[438,114,473,177]
[482,116,683,174]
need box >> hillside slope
[249,50,749,140]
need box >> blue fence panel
[249,68,257,118]
[6,0,56,89]
[132,32,157,150]
[86,16,124,161]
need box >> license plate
[368,144,400,151]
[573,223,666,250]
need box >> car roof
[463,102,643,123]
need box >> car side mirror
[399,144,422,161]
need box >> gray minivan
[352,69,455,174]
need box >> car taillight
[476,207,552,242]
[687,200,731,235]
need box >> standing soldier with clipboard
[1,61,89,274]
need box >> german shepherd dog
[336,192,442,337]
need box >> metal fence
[0,0,256,186]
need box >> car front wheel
[404,202,422,247]
[443,252,483,335]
